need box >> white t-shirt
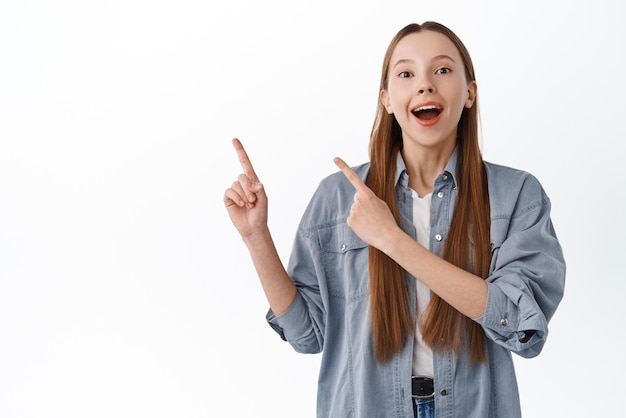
[410,189,434,378]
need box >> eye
[435,67,451,75]
[398,71,412,78]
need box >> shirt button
[435,234,442,242]
[340,244,347,252]
[501,318,509,327]
[440,389,448,396]
[437,191,444,198]
[442,174,448,180]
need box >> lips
[411,102,443,126]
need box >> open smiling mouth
[412,104,442,121]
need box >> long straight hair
[367,22,492,364]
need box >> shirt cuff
[266,293,314,343]
[474,280,548,358]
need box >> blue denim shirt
[267,150,566,417]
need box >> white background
[1,0,624,416]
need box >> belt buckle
[411,376,434,399]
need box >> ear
[380,90,393,114]
[465,81,477,108]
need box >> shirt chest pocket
[317,223,369,301]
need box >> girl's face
[381,30,476,153]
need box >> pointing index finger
[232,138,259,181]
[334,157,368,192]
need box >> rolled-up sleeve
[475,174,566,358]
[266,292,322,353]
[266,225,327,354]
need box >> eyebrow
[392,54,457,69]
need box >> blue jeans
[413,396,435,418]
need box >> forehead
[390,30,462,64]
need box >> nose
[416,75,435,94]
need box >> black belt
[412,376,434,399]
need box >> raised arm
[224,139,296,315]
[333,157,488,319]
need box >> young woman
[224,21,565,418]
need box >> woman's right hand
[223,138,269,238]
[223,138,297,315]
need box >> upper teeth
[415,105,439,111]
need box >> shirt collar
[393,146,460,187]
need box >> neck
[401,141,454,197]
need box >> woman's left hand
[334,157,402,254]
